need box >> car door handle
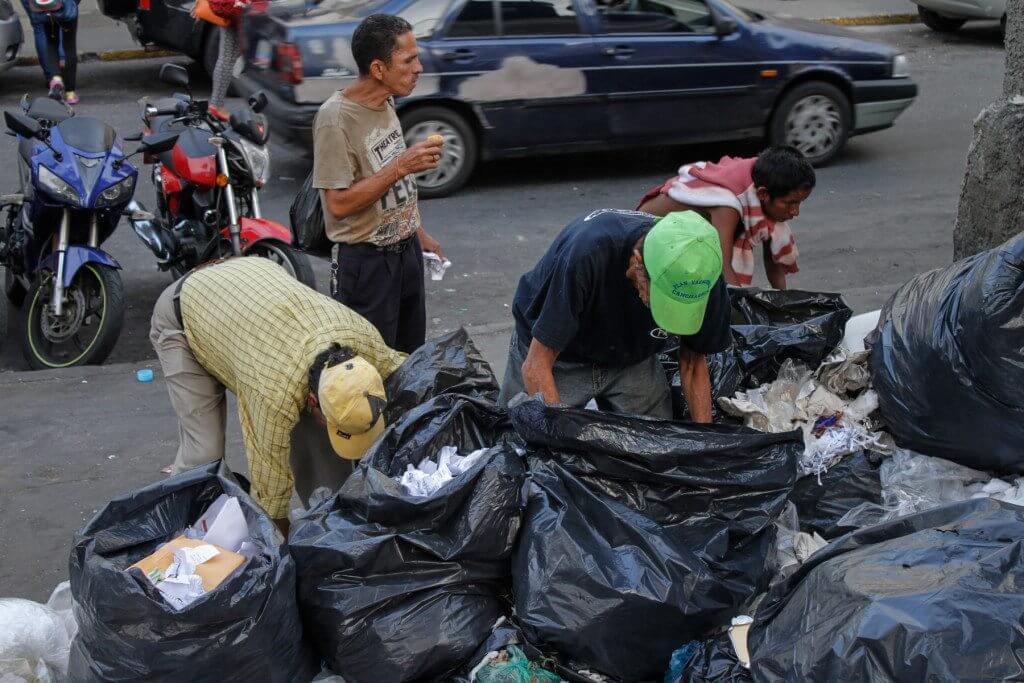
[441,49,476,61]
[602,46,635,57]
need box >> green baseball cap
[643,211,723,335]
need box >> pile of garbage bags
[870,231,1024,472]
[289,396,526,683]
[664,287,852,420]
[68,461,316,681]
[510,399,801,681]
[749,498,1024,680]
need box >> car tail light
[275,43,303,85]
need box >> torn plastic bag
[664,288,852,420]
[870,232,1024,472]
[749,498,1024,682]
[384,328,500,424]
[0,582,77,683]
[510,399,800,682]
[289,396,527,683]
[789,451,883,538]
[668,636,752,683]
[288,170,331,255]
[68,461,316,683]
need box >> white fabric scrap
[718,355,893,478]
[398,446,489,497]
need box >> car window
[446,0,498,37]
[597,0,714,34]
[501,0,580,35]
[400,0,455,37]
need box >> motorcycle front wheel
[22,264,125,370]
[247,240,316,290]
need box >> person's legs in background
[57,4,78,104]
[19,0,54,86]
[40,16,64,100]
[210,25,240,115]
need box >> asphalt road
[0,21,1005,376]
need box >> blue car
[237,0,917,197]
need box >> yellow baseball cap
[318,356,387,460]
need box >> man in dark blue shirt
[498,209,731,421]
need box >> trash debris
[384,328,500,424]
[718,357,892,478]
[666,634,751,683]
[423,251,453,281]
[135,368,153,383]
[789,450,883,539]
[471,645,561,683]
[0,582,76,683]
[290,396,526,683]
[774,503,828,574]
[510,398,800,682]
[870,231,1024,473]
[663,288,852,421]
[398,445,489,496]
[749,498,1024,681]
[839,309,880,354]
[838,448,1024,528]
[68,461,316,682]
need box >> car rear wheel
[918,6,967,32]
[401,107,478,199]
[769,81,851,167]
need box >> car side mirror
[140,130,180,154]
[248,91,269,114]
[4,110,42,139]
[715,15,738,35]
[159,63,191,89]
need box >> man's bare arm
[679,347,713,423]
[522,338,561,405]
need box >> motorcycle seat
[26,97,72,123]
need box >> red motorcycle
[128,63,314,286]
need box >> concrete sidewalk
[0,320,513,602]
[9,0,921,68]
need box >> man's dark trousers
[331,235,426,354]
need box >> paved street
[0,21,1008,601]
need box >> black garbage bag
[67,462,317,683]
[289,170,331,255]
[384,328,500,424]
[789,450,883,539]
[510,399,800,682]
[290,396,527,683]
[870,232,1024,473]
[749,498,1024,681]
[664,288,852,420]
[668,637,752,683]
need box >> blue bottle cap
[136,368,154,383]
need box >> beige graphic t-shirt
[312,93,421,246]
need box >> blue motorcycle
[1,96,178,369]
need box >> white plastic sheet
[0,582,76,683]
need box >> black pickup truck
[97,0,223,76]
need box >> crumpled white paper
[149,544,221,610]
[422,252,452,281]
[718,352,893,478]
[398,446,488,497]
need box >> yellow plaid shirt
[180,257,406,518]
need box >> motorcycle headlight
[892,53,910,78]
[96,175,136,207]
[236,137,271,187]
[38,166,80,205]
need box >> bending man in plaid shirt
[150,257,406,533]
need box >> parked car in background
[0,0,24,75]
[238,0,917,198]
[97,0,225,76]
[911,0,1007,33]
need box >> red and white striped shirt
[638,156,799,286]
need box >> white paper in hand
[422,252,452,281]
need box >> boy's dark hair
[308,343,357,395]
[752,146,816,198]
[352,14,413,76]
